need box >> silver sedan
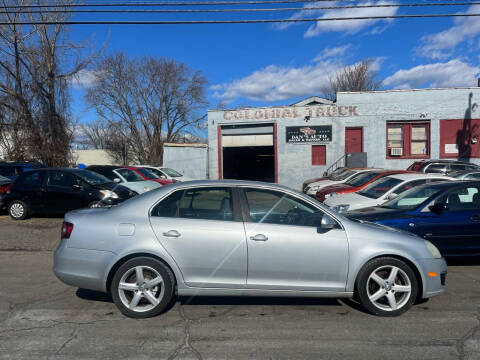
[54,180,447,318]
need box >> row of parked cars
[0,162,191,220]
[302,159,480,259]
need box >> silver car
[54,180,447,318]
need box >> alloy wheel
[118,266,165,312]
[366,265,412,312]
[10,203,25,219]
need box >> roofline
[337,86,480,95]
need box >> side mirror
[318,214,337,233]
[72,184,82,191]
[386,192,398,201]
[114,178,121,183]
[429,203,448,214]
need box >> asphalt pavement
[0,216,479,360]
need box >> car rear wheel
[8,200,28,220]
[111,257,175,318]
[355,257,418,316]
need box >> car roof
[388,173,453,181]
[422,160,478,165]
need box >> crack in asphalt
[457,306,480,360]
[167,305,203,360]
[51,327,77,358]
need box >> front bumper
[418,258,448,298]
[54,239,116,292]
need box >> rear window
[358,177,403,199]
[0,166,17,177]
[345,171,382,187]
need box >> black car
[0,168,137,220]
[407,160,480,174]
[345,181,480,258]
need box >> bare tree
[85,53,208,165]
[0,0,92,166]
[322,59,382,101]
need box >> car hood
[318,183,355,194]
[324,192,371,207]
[344,206,411,222]
[93,182,136,198]
[121,180,161,193]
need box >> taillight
[61,221,74,239]
[0,184,11,194]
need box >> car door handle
[250,234,268,242]
[162,230,181,238]
[471,215,480,222]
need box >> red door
[345,127,363,154]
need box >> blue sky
[68,1,480,125]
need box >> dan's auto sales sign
[286,126,332,143]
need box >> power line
[1,12,479,24]
[2,2,479,14]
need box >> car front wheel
[111,257,175,318]
[355,257,418,316]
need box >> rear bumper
[418,258,448,298]
[53,239,116,292]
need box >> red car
[125,166,174,186]
[314,170,411,202]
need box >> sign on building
[286,126,332,143]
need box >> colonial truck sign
[222,105,358,121]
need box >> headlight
[424,240,442,259]
[143,186,151,192]
[325,192,337,199]
[332,204,350,213]
[100,190,119,199]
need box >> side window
[15,171,43,186]
[395,180,427,194]
[152,190,184,218]
[48,172,80,188]
[425,164,446,174]
[435,186,480,211]
[450,164,468,172]
[244,188,324,227]
[466,173,480,180]
[152,187,234,221]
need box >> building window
[386,122,430,159]
[312,145,326,165]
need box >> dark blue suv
[345,181,480,258]
[0,162,46,180]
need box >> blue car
[345,181,480,258]
[0,162,46,180]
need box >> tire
[8,200,28,220]
[88,201,103,208]
[111,257,176,318]
[355,257,418,317]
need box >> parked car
[1,168,137,220]
[345,181,480,258]
[86,165,161,194]
[137,165,194,182]
[447,170,480,180]
[302,167,347,192]
[303,168,380,196]
[126,166,174,186]
[406,160,480,174]
[325,173,454,212]
[0,161,46,180]
[54,180,446,318]
[314,170,408,202]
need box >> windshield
[381,185,443,210]
[136,168,160,179]
[345,171,382,187]
[329,169,358,181]
[146,167,166,178]
[359,177,403,199]
[74,170,112,185]
[161,167,183,177]
[406,162,422,171]
[115,168,144,182]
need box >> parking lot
[0,216,478,360]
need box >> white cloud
[383,59,480,89]
[417,5,480,59]
[69,69,101,89]
[313,44,352,62]
[212,55,385,103]
[276,1,398,37]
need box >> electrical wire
[0,12,479,24]
[1,2,479,14]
